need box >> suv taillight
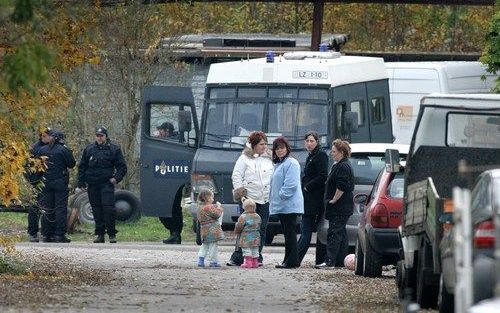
[371,204,389,228]
[191,174,218,196]
[473,220,495,249]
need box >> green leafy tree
[480,3,500,92]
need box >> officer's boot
[93,235,105,243]
[162,232,181,244]
[53,235,71,243]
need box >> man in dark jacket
[37,129,76,243]
[25,126,52,242]
[77,127,127,243]
[297,131,328,266]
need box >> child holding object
[234,198,262,268]
[197,189,224,267]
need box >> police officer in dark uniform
[37,129,76,243]
[77,127,127,243]
[25,126,52,242]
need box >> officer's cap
[38,126,52,135]
[95,126,108,137]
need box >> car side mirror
[385,149,401,173]
[178,110,192,133]
[343,111,358,134]
[439,212,454,225]
[354,193,368,212]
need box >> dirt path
[2,242,403,312]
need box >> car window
[471,175,494,223]
[350,154,386,185]
[350,152,407,185]
[387,172,405,198]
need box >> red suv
[355,165,405,277]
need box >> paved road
[3,242,403,313]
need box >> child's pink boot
[240,256,253,268]
[252,257,259,268]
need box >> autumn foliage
[0,1,497,206]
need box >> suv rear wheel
[354,239,364,276]
[363,239,382,277]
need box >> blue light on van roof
[266,50,275,63]
[319,43,328,52]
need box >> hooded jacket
[231,143,273,204]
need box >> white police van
[140,50,394,243]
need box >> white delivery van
[386,62,497,144]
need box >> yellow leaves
[0,235,17,255]
[0,142,28,206]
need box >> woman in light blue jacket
[269,137,304,268]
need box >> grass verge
[0,208,196,243]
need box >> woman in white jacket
[228,131,273,266]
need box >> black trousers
[297,214,326,265]
[27,191,42,236]
[88,183,116,236]
[159,190,183,234]
[39,183,69,237]
[326,215,350,267]
[278,213,299,267]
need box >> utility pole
[311,0,324,51]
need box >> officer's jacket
[37,142,76,182]
[77,140,127,186]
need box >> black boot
[53,235,71,243]
[93,235,105,243]
[162,232,181,244]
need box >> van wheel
[416,242,438,309]
[354,239,364,276]
[438,274,454,313]
[114,190,141,223]
[363,239,382,277]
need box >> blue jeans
[298,214,326,265]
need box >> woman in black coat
[318,139,354,268]
[297,131,328,266]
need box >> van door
[366,80,393,143]
[140,86,199,217]
[332,84,370,142]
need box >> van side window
[149,104,194,145]
[335,102,346,137]
[371,97,386,122]
[350,100,365,125]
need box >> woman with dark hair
[228,131,273,266]
[317,139,354,268]
[297,131,328,266]
[269,137,304,269]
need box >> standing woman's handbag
[228,234,244,266]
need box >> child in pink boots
[234,198,261,268]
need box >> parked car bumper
[365,225,400,256]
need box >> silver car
[318,143,409,249]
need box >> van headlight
[191,173,218,196]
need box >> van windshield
[203,87,329,149]
[447,113,500,148]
